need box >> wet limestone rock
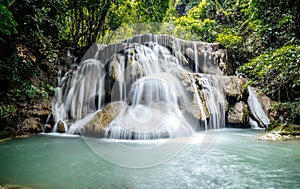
[57,121,66,133]
[257,92,277,122]
[18,101,52,134]
[81,102,126,137]
[44,124,52,133]
[227,101,249,127]
[176,71,210,120]
[222,76,247,105]
[22,117,43,134]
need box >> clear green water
[0,129,299,189]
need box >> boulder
[81,102,126,137]
[57,121,66,133]
[227,101,249,127]
[44,124,52,133]
[222,76,247,105]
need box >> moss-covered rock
[271,123,300,136]
[260,120,300,140]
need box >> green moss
[268,120,300,136]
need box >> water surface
[0,129,299,189]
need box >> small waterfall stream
[53,34,252,139]
[247,86,270,128]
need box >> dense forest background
[0,0,299,137]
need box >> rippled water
[0,129,299,189]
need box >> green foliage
[134,0,171,23]
[0,104,17,119]
[173,0,204,40]
[239,45,300,102]
[243,0,298,50]
[36,32,59,63]
[271,99,300,124]
[188,0,207,20]
[0,50,39,102]
[5,80,54,102]
[0,1,17,42]
[173,0,217,42]
[0,104,17,124]
[216,31,242,48]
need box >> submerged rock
[0,184,35,189]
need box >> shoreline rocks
[260,123,300,140]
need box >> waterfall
[200,75,226,130]
[53,34,227,139]
[193,42,199,72]
[247,87,270,128]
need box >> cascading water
[247,86,270,128]
[53,34,227,139]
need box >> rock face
[257,92,277,122]
[227,101,249,127]
[18,101,52,134]
[53,34,228,138]
[222,76,248,105]
[176,71,210,120]
[41,34,274,138]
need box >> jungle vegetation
[0,0,299,134]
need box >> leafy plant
[239,45,300,102]
[0,1,17,42]
[216,31,242,48]
[0,104,17,124]
[271,98,300,124]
